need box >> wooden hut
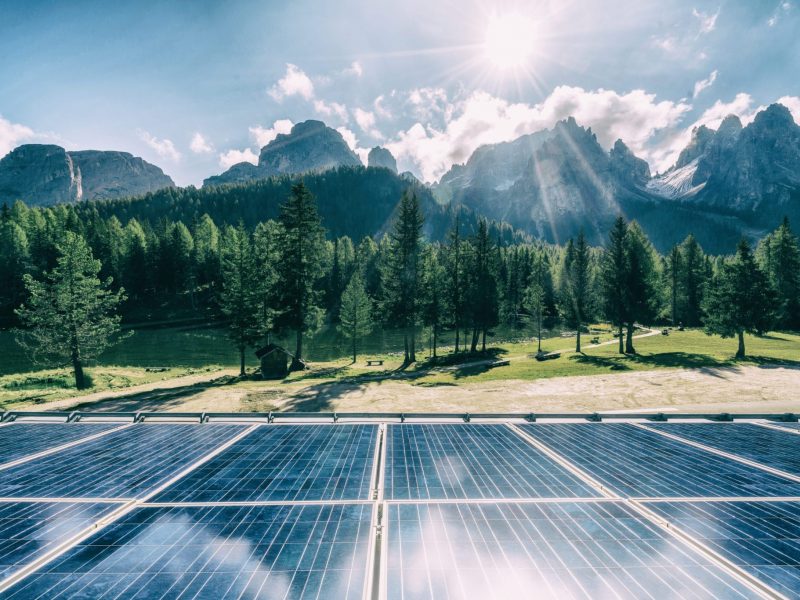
[254,344,292,379]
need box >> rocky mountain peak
[205,120,362,187]
[0,144,173,206]
[367,147,397,173]
[674,125,715,169]
[609,139,650,185]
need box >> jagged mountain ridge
[0,144,174,206]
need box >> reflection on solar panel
[386,501,759,600]
[386,425,600,500]
[645,501,800,598]
[0,424,246,499]
[4,503,372,599]
[645,423,800,476]
[518,423,800,497]
[153,425,377,502]
[0,501,118,582]
[0,423,120,465]
[773,423,800,432]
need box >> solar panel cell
[386,424,600,500]
[386,501,760,599]
[0,501,118,583]
[0,424,247,499]
[518,423,800,498]
[3,503,373,599]
[645,423,800,476]
[0,423,121,465]
[645,501,800,598]
[153,424,377,502]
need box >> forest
[1,180,798,387]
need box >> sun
[484,13,537,70]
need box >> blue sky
[0,0,798,185]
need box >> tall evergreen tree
[621,223,660,354]
[664,245,682,326]
[275,182,327,370]
[14,232,127,389]
[704,239,777,358]
[338,270,373,363]
[0,215,30,318]
[680,235,707,327]
[600,216,628,354]
[470,219,499,351]
[252,220,282,344]
[757,217,800,328]
[525,251,548,353]
[446,214,466,352]
[559,230,591,353]
[420,245,447,358]
[219,225,261,376]
[383,192,424,364]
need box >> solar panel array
[0,419,796,599]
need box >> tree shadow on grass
[66,377,232,412]
[742,355,800,369]
[570,354,632,371]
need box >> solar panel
[0,423,121,466]
[152,425,377,503]
[3,503,373,599]
[645,501,800,598]
[0,424,247,499]
[386,424,600,500]
[644,423,800,476]
[0,501,119,583]
[385,501,759,599]
[517,423,800,498]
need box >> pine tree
[470,219,499,352]
[420,245,447,358]
[338,270,373,363]
[252,220,282,345]
[600,216,628,354]
[665,245,682,326]
[446,214,466,352]
[704,239,777,358]
[525,251,548,353]
[558,230,591,353]
[680,235,707,327]
[383,192,424,365]
[14,232,128,389]
[622,223,660,354]
[757,217,800,328]
[0,216,30,317]
[219,225,261,376]
[275,182,326,370]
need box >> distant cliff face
[367,147,397,173]
[648,103,800,225]
[0,144,174,206]
[204,120,362,187]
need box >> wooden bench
[366,359,384,366]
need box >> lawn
[410,329,800,386]
[0,366,210,410]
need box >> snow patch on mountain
[646,159,704,199]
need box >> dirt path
[73,363,800,414]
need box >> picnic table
[366,359,384,366]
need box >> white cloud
[354,108,382,139]
[693,7,720,34]
[218,148,259,169]
[343,61,363,77]
[768,1,791,25]
[373,95,392,119]
[189,132,213,154]
[138,130,181,161]
[336,126,368,165]
[0,115,34,158]
[692,70,718,98]
[776,95,800,123]
[385,87,690,182]
[268,64,315,101]
[249,119,293,147]
[695,93,758,129]
[313,100,348,122]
